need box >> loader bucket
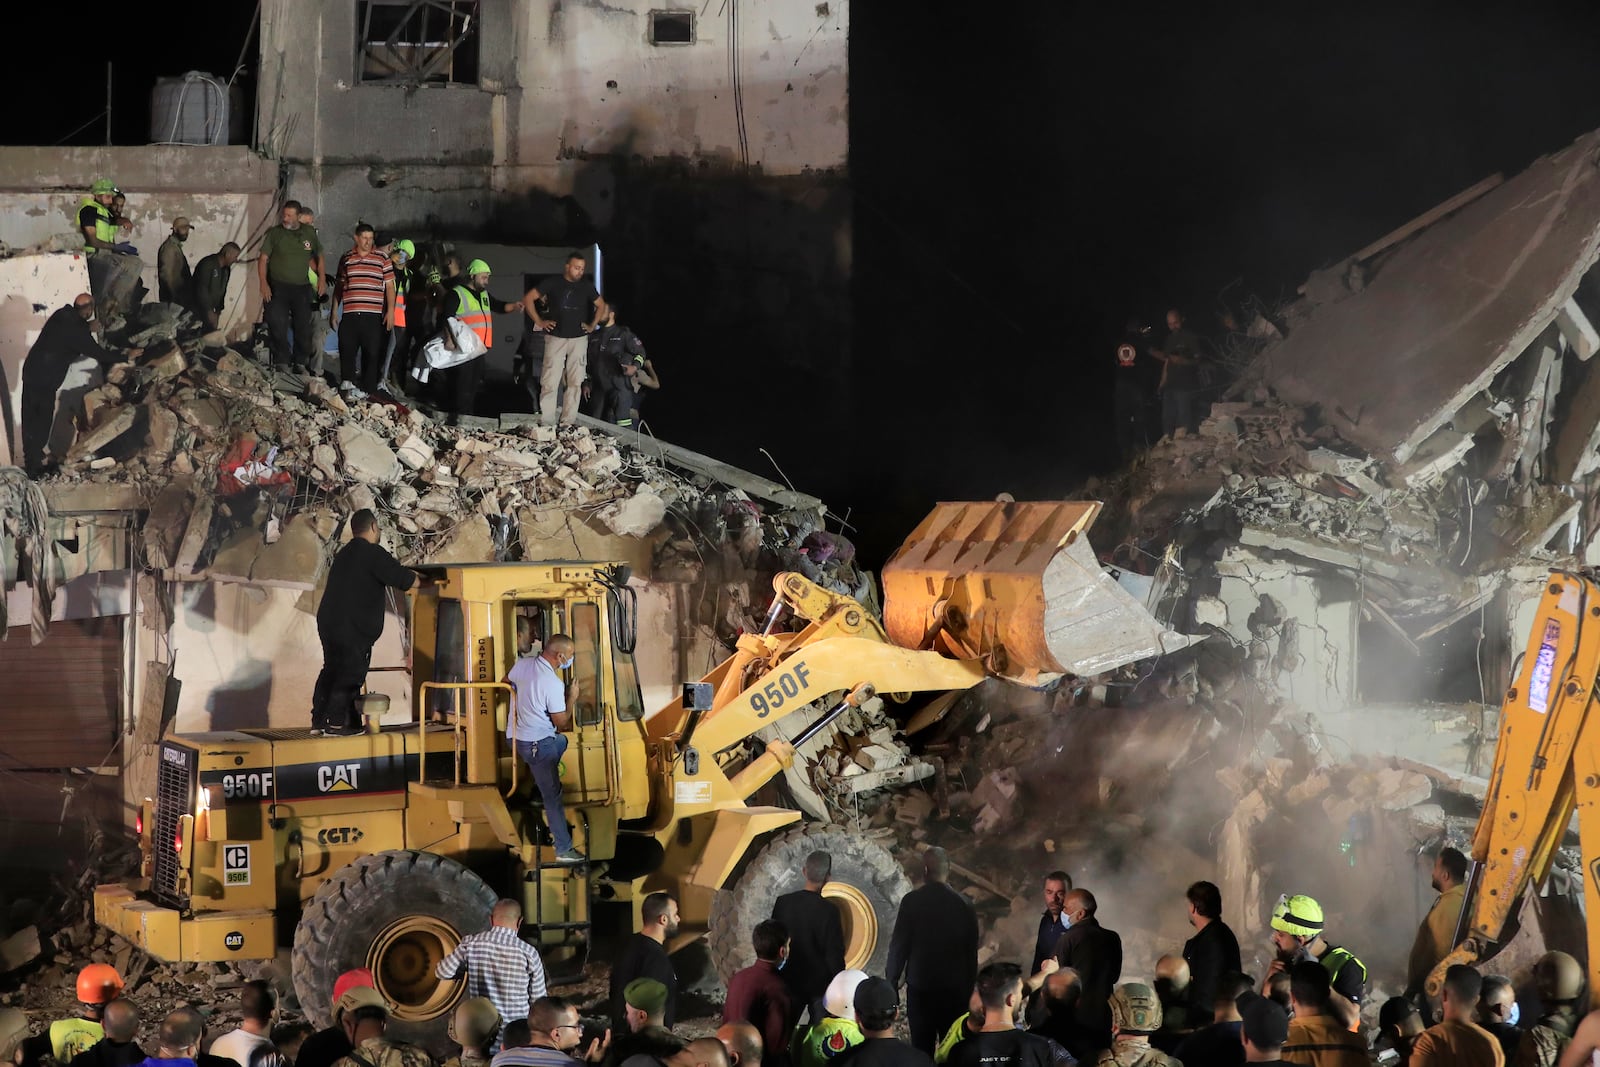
[882,500,1198,679]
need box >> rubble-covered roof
[1263,130,1600,463]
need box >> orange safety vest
[394,288,406,328]
[453,284,492,348]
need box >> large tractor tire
[292,850,496,1050]
[708,827,910,987]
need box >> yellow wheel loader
[95,500,1188,1045]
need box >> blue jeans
[515,735,572,852]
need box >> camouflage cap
[1109,982,1162,1034]
[336,986,391,1020]
[454,997,500,1047]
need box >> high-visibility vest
[453,285,492,348]
[79,196,116,254]
[394,272,407,328]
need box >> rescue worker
[442,998,499,1067]
[1263,894,1365,1030]
[1280,963,1366,1067]
[49,964,123,1062]
[1514,951,1582,1067]
[157,218,193,306]
[327,988,436,1067]
[190,242,240,332]
[310,510,418,735]
[1405,847,1469,997]
[440,259,521,420]
[791,971,867,1067]
[258,200,323,372]
[932,990,983,1066]
[383,239,415,391]
[1096,984,1178,1067]
[525,251,605,427]
[20,295,138,476]
[78,179,142,319]
[585,303,648,426]
[1149,308,1203,439]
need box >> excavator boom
[1427,572,1600,1004]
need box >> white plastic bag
[418,316,487,376]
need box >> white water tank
[150,72,230,145]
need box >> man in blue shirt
[505,634,584,864]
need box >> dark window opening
[649,10,695,45]
[358,0,481,85]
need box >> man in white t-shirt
[210,982,286,1067]
[505,634,583,864]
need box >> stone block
[336,423,401,485]
[395,434,434,471]
[598,489,667,537]
[577,450,623,481]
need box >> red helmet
[331,969,376,1014]
[76,964,123,1005]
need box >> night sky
[20,2,1600,562]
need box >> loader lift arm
[1425,572,1600,1005]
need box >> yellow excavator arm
[1426,571,1600,1004]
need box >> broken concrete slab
[143,483,194,570]
[66,407,138,460]
[395,433,434,471]
[1263,130,1600,464]
[336,423,401,485]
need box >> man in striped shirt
[436,900,548,1052]
[333,222,395,396]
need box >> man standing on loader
[311,510,417,735]
[505,634,584,863]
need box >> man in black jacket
[1181,880,1241,1026]
[609,892,680,1036]
[1052,889,1122,1049]
[311,510,417,734]
[886,847,978,1054]
[772,851,846,1025]
[20,295,138,475]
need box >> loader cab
[408,562,651,819]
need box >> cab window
[570,602,602,727]
[614,648,646,722]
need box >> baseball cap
[1240,995,1289,1048]
[853,977,898,1020]
[335,986,390,1020]
[625,978,669,1017]
[331,968,377,1014]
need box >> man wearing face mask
[1052,890,1122,1050]
[722,921,793,1058]
[506,633,584,863]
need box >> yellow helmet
[1270,893,1324,938]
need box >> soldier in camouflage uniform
[443,999,500,1067]
[1514,951,1583,1067]
[1097,984,1180,1067]
[329,988,437,1067]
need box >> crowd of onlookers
[4,844,1593,1067]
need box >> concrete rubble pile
[24,302,862,604]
